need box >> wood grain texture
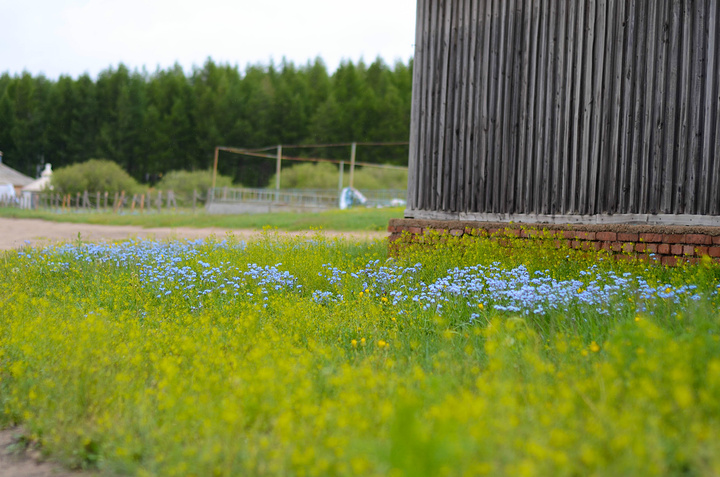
[407,0,720,222]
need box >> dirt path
[0,217,388,251]
[0,428,86,477]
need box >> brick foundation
[388,219,720,265]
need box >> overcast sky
[1,0,417,79]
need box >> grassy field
[0,207,404,232]
[2,232,720,476]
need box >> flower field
[2,231,720,476]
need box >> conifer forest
[0,58,412,187]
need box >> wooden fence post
[275,145,282,202]
[338,161,344,191]
[349,142,356,188]
[118,191,126,213]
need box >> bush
[268,162,338,189]
[51,159,143,195]
[155,169,233,206]
[351,165,408,190]
[267,162,407,190]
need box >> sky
[1,0,418,79]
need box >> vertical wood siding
[408,0,720,219]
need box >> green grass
[0,206,404,232]
[2,233,720,476]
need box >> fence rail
[408,0,720,221]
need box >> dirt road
[0,217,388,251]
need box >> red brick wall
[388,219,720,266]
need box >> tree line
[0,57,412,187]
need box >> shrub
[268,162,339,189]
[267,162,407,190]
[51,159,143,195]
[351,165,408,190]
[155,169,233,205]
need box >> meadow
[2,230,720,476]
[0,207,403,232]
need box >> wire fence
[213,141,409,190]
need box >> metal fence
[207,187,407,210]
[209,187,338,210]
[407,0,720,224]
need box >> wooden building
[404,0,720,226]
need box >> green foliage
[351,165,408,190]
[0,58,411,181]
[270,162,340,189]
[51,159,143,195]
[268,161,408,190]
[155,169,233,205]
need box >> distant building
[0,151,33,197]
[21,163,53,209]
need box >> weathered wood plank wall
[407,0,720,223]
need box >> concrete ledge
[404,209,720,228]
